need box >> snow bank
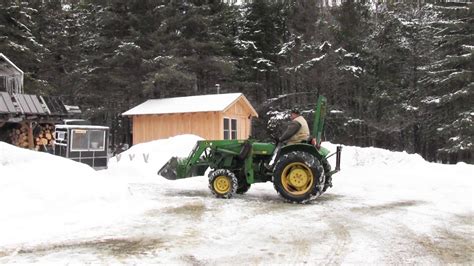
[0,142,141,247]
[0,135,204,247]
[107,134,203,180]
[324,142,473,216]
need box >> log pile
[8,123,55,151]
[34,124,55,151]
[9,124,30,148]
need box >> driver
[279,108,310,145]
[266,108,310,170]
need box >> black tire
[236,181,251,194]
[321,159,333,192]
[273,151,325,203]
[208,169,238,199]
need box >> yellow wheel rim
[214,175,231,194]
[281,162,314,196]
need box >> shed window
[71,129,106,151]
[224,118,238,140]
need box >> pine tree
[0,1,48,93]
[417,3,473,162]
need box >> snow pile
[107,134,203,179]
[325,143,427,168]
[0,142,143,247]
[324,142,473,215]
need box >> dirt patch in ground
[3,238,163,259]
[415,230,473,263]
[415,213,474,264]
[162,201,207,219]
[180,254,207,265]
[350,200,424,215]
[164,189,210,198]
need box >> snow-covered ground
[0,135,472,264]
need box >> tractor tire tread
[273,151,325,203]
[208,169,238,199]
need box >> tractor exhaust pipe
[335,146,342,172]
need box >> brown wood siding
[132,112,221,144]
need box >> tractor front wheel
[273,151,324,203]
[208,169,238,199]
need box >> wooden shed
[122,93,258,144]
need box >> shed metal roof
[41,96,68,115]
[122,93,258,116]
[13,94,46,115]
[0,92,17,114]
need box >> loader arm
[158,140,248,180]
[158,141,211,180]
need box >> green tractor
[158,96,342,203]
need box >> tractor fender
[279,143,324,161]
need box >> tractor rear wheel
[208,169,238,199]
[273,151,324,203]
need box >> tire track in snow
[321,218,351,265]
[403,213,474,264]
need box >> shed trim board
[0,53,24,94]
[0,53,24,76]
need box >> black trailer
[54,124,109,169]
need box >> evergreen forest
[1,0,472,163]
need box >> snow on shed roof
[122,93,258,116]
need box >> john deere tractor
[158,96,341,203]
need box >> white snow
[234,39,258,51]
[422,96,441,104]
[288,55,327,72]
[340,65,363,77]
[62,4,71,11]
[402,103,419,111]
[0,135,473,264]
[255,58,274,67]
[122,93,251,116]
[335,47,347,54]
[345,118,364,125]
[318,41,332,51]
[278,40,295,55]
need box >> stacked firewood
[34,124,55,151]
[9,124,30,148]
[9,123,55,151]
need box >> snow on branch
[285,54,327,72]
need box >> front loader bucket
[158,156,180,180]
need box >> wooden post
[28,121,34,149]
